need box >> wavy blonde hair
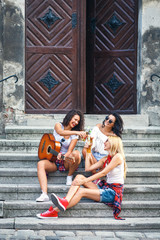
[108,136,127,178]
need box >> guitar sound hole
[48,146,51,153]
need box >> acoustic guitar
[38,133,75,164]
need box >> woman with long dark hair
[82,113,124,173]
[36,109,86,202]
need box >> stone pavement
[0,229,160,240]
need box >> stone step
[0,139,160,153]
[5,126,160,140]
[1,200,160,218]
[21,114,149,127]
[1,217,160,231]
[0,168,160,184]
[0,184,160,201]
[0,153,160,168]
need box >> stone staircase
[0,116,160,232]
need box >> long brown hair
[102,113,124,138]
[62,109,84,131]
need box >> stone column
[0,0,4,134]
[3,0,25,125]
[141,0,160,126]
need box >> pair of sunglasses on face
[105,116,114,124]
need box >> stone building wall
[0,0,159,128]
[141,0,160,126]
[0,1,4,134]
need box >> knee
[75,174,85,181]
[37,160,46,171]
[72,150,81,164]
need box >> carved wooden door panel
[25,0,86,113]
[86,0,138,114]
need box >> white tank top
[106,161,124,184]
[53,123,78,154]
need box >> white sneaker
[66,175,73,186]
[36,192,49,202]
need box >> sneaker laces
[42,206,53,215]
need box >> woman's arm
[73,153,123,186]
[64,139,78,158]
[85,154,106,172]
[54,122,86,138]
[86,153,123,183]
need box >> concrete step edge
[0,154,160,162]
[3,200,160,209]
[0,168,160,177]
[1,217,160,230]
[13,217,160,230]
[1,139,160,143]
[5,125,160,132]
[0,183,160,190]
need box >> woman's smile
[70,114,80,128]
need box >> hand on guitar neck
[57,152,75,164]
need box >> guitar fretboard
[49,148,65,160]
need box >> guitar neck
[49,148,65,160]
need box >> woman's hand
[72,178,85,186]
[84,141,89,149]
[78,131,87,139]
[57,152,62,160]
[84,137,93,148]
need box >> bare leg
[82,147,97,174]
[53,174,99,212]
[37,160,57,194]
[67,187,100,209]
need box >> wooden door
[25,0,86,114]
[86,0,138,114]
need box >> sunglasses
[105,116,114,124]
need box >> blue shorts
[92,151,106,161]
[98,185,115,203]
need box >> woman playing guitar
[36,109,86,202]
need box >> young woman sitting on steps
[36,109,86,202]
[82,113,124,174]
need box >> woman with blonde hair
[37,136,127,220]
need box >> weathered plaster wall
[0,1,4,133]
[141,0,160,126]
[2,0,25,124]
[0,0,160,127]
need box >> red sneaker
[36,206,58,219]
[51,193,69,211]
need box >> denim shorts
[92,151,106,161]
[97,185,115,203]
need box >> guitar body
[38,133,61,161]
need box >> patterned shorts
[55,159,66,172]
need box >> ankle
[42,191,48,195]
[67,175,73,179]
